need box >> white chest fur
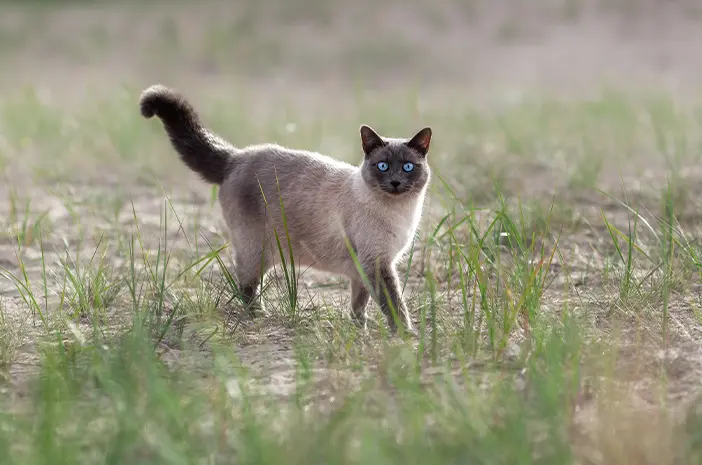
[348,181,427,264]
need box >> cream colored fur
[139,84,432,333]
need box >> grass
[1,87,702,464]
[1,1,702,463]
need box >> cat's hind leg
[231,233,268,317]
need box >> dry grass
[1,1,702,463]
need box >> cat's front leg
[360,259,413,334]
[350,280,370,330]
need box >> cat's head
[359,125,432,197]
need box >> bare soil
[2,0,702,445]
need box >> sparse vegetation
[1,0,702,464]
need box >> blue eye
[377,162,389,172]
[402,162,414,172]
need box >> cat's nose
[391,181,401,188]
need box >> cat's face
[360,125,432,197]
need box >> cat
[139,84,432,334]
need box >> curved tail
[139,84,235,184]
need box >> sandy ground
[1,0,702,427]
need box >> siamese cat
[139,84,432,333]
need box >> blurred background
[2,6,702,461]
[2,0,701,107]
[1,0,701,230]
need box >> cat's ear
[360,125,385,156]
[406,127,432,157]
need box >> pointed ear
[406,127,432,157]
[360,124,385,156]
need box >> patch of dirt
[2,0,702,441]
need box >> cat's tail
[139,84,235,185]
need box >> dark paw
[351,313,368,332]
